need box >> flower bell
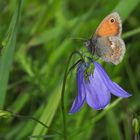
[69,61,131,114]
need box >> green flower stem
[68,59,82,74]
[61,51,84,140]
[3,110,64,136]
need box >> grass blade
[0,0,22,108]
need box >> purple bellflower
[69,61,131,114]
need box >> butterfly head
[84,39,91,48]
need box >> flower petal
[110,82,131,98]
[69,65,86,114]
[85,68,111,110]
[93,61,131,98]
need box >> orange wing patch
[96,20,119,37]
[95,12,121,37]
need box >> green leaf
[0,0,22,108]
[31,84,62,139]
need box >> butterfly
[84,12,125,65]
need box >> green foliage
[0,0,140,140]
[0,0,22,108]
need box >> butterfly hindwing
[95,36,125,65]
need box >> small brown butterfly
[85,12,125,65]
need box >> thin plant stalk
[61,51,84,140]
[4,110,64,137]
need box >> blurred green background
[0,0,140,140]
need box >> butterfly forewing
[94,12,122,37]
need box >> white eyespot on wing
[110,41,116,49]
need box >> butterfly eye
[109,18,115,24]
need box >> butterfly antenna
[69,37,88,41]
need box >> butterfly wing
[85,12,126,64]
[95,36,125,65]
[94,12,122,38]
